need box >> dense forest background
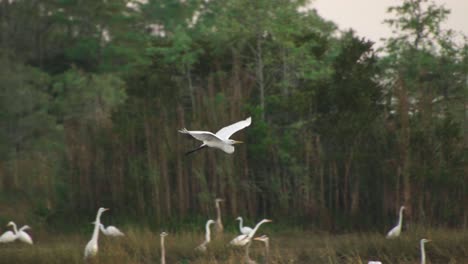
[0,0,466,232]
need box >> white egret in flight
[254,235,270,264]
[97,223,125,237]
[17,225,33,245]
[215,198,224,234]
[236,217,253,235]
[195,219,216,252]
[160,232,168,264]
[230,219,272,247]
[84,207,109,259]
[0,222,18,243]
[420,238,431,264]
[179,116,252,154]
[386,206,405,239]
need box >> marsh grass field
[1,226,467,264]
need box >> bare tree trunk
[256,35,265,121]
[176,104,186,218]
[185,63,195,116]
[350,179,360,216]
[144,108,160,221]
[396,78,411,215]
[463,76,468,229]
[0,2,6,50]
[160,144,171,218]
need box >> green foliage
[0,0,466,232]
[0,52,56,158]
[51,69,127,122]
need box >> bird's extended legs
[185,145,207,155]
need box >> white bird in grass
[254,235,270,264]
[236,216,253,235]
[97,223,125,237]
[386,206,405,239]
[215,198,224,234]
[195,219,216,252]
[0,222,18,243]
[160,232,168,264]
[179,116,252,154]
[84,207,109,259]
[420,238,431,264]
[230,219,272,247]
[368,261,382,264]
[17,225,33,245]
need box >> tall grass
[0,227,467,263]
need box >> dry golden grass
[0,226,467,263]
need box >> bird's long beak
[234,140,243,144]
[104,208,110,211]
[266,219,273,222]
[427,239,432,242]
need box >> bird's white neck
[420,241,426,264]
[216,203,222,224]
[92,211,104,242]
[10,223,18,234]
[99,224,107,234]
[244,241,253,262]
[265,241,270,264]
[205,222,212,242]
[397,207,404,228]
[161,236,166,264]
[248,220,269,239]
[238,218,244,232]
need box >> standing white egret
[386,206,405,239]
[0,222,18,243]
[17,225,33,245]
[420,238,431,264]
[368,262,382,264]
[98,223,125,237]
[160,232,168,264]
[236,216,253,235]
[254,235,270,264]
[84,207,109,259]
[230,219,272,246]
[195,219,216,252]
[179,116,252,154]
[215,198,224,234]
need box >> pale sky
[312,0,468,47]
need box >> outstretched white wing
[105,226,125,237]
[178,129,224,143]
[17,231,33,244]
[229,234,249,246]
[215,117,251,140]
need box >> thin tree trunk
[396,78,411,214]
[256,35,265,121]
[176,104,186,218]
[185,63,195,116]
[144,114,160,221]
